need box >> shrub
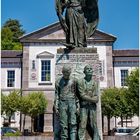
[4,131,22,136]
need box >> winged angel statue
[56,0,99,49]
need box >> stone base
[56,48,101,81]
[55,48,103,140]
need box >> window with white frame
[121,70,128,86]
[7,70,15,87]
[41,60,51,82]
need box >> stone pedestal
[55,48,103,140]
[56,48,100,80]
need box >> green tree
[19,95,31,131]
[1,90,21,125]
[1,93,7,115]
[1,19,25,50]
[127,68,139,116]
[101,87,119,134]
[25,92,48,133]
[3,18,25,42]
[115,88,133,127]
[1,27,14,50]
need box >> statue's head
[62,65,71,79]
[84,64,93,76]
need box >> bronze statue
[54,65,79,140]
[56,0,99,49]
[77,65,100,140]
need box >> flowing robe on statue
[56,0,99,49]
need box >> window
[121,70,128,86]
[41,60,51,82]
[7,70,15,87]
[32,60,36,69]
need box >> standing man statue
[55,0,99,49]
[54,65,79,140]
[78,65,100,140]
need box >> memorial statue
[77,65,100,140]
[56,0,99,49]
[54,65,79,140]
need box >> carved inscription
[56,53,102,82]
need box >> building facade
[1,22,139,132]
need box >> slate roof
[1,50,23,58]
[113,50,139,57]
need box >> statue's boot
[70,132,77,140]
[70,125,77,140]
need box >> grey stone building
[1,22,139,132]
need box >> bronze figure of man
[78,65,100,140]
[56,0,99,49]
[54,65,79,140]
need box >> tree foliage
[1,27,14,50]
[1,90,21,123]
[101,88,119,117]
[127,68,139,116]
[1,93,7,115]
[1,19,25,50]
[101,87,119,133]
[101,87,135,131]
[26,92,48,118]
[20,92,48,132]
[2,90,48,131]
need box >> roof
[113,50,139,57]
[19,22,117,43]
[1,50,23,58]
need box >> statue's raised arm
[55,0,99,49]
[55,0,68,33]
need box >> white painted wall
[29,44,108,89]
[28,44,65,88]
[114,66,136,88]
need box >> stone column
[106,45,114,87]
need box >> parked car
[128,127,139,136]
[1,127,18,136]
[114,127,135,136]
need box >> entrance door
[34,114,44,132]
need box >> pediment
[37,51,54,58]
[20,22,116,43]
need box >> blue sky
[1,0,139,50]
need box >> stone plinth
[55,48,103,140]
[56,48,100,81]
